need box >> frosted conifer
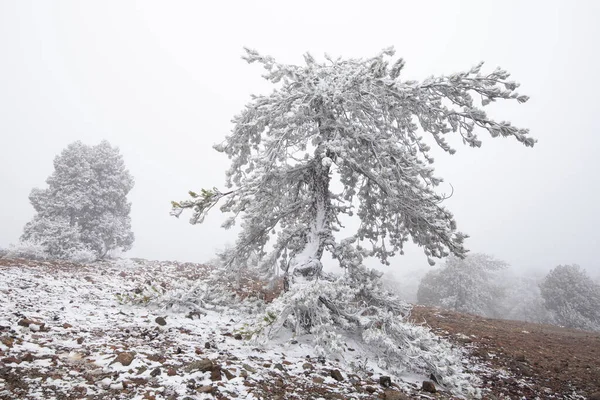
[22,141,134,260]
[173,48,533,284]
[172,49,533,392]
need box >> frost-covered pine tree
[172,49,533,391]
[174,48,532,284]
[539,265,600,331]
[417,253,507,317]
[22,140,135,260]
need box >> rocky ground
[411,306,600,399]
[0,257,598,399]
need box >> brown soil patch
[411,305,600,399]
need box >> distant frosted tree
[539,265,600,331]
[172,49,532,391]
[417,253,507,317]
[497,273,551,324]
[22,141,134,260]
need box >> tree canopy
[173,48,533,284]
[22,140,134,260]
[417,253,507,317]
[540,265,600,331]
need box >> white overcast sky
[1,1,599,276]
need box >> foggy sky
[1,1,599,276]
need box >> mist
[1,1,599,278]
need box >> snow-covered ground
[0,258,466,399]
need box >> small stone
[197,385,214,394]
[184,358,214,373]
[1,356,20,364]
[167,367,177,376]
[150,367,161,377]
[274,363,285,371]
[312,376,324,384]
[114,352,135,367]
[155,317,167,326]
[18,318,33,327]
[0,336,13,348]
[330,369,344,381]
[210,365,222,381]
[204,342,211,349]
[242,363,256,373]
[223,369,236,380]
[21,353,34,362]
[234,333,243,340]
[77,337,84,345]
[515,353,526,362]
[62,323,73,329]
[302,362,313,370]
[365,386,377,393]
[384,389,409,400]
[379,375,392,387]
[422,380,436,393]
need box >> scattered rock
[365,385,377,393]
[18,318,33,327]
[167,367,177,376]
[0,336,13,348]
[234,333,243,340]
[379,375,392,387]
[515,353,527,362]
[76,337,84,345]
[302,362,313,370]
[330,369,344,381]
[223,368,235,380]
[312,376,324,384]
[242,363,256,373]
[274,363,285,372]
[21,353,34,362]
[114,352,135,367]
[429,373,439,384]
[155,317,166,326]
[150,367,161,377]
[204,341,211,349]
[197,385,214,394]
[147,353,166,363]
[1,356,20,364]
[210,365,222,381]
[384,389,409,400]
[422,380,436,393]
[184,358,214,373]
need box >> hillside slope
[0,257,598,399]
[411,306,600,399]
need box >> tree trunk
[285,107,333,288]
